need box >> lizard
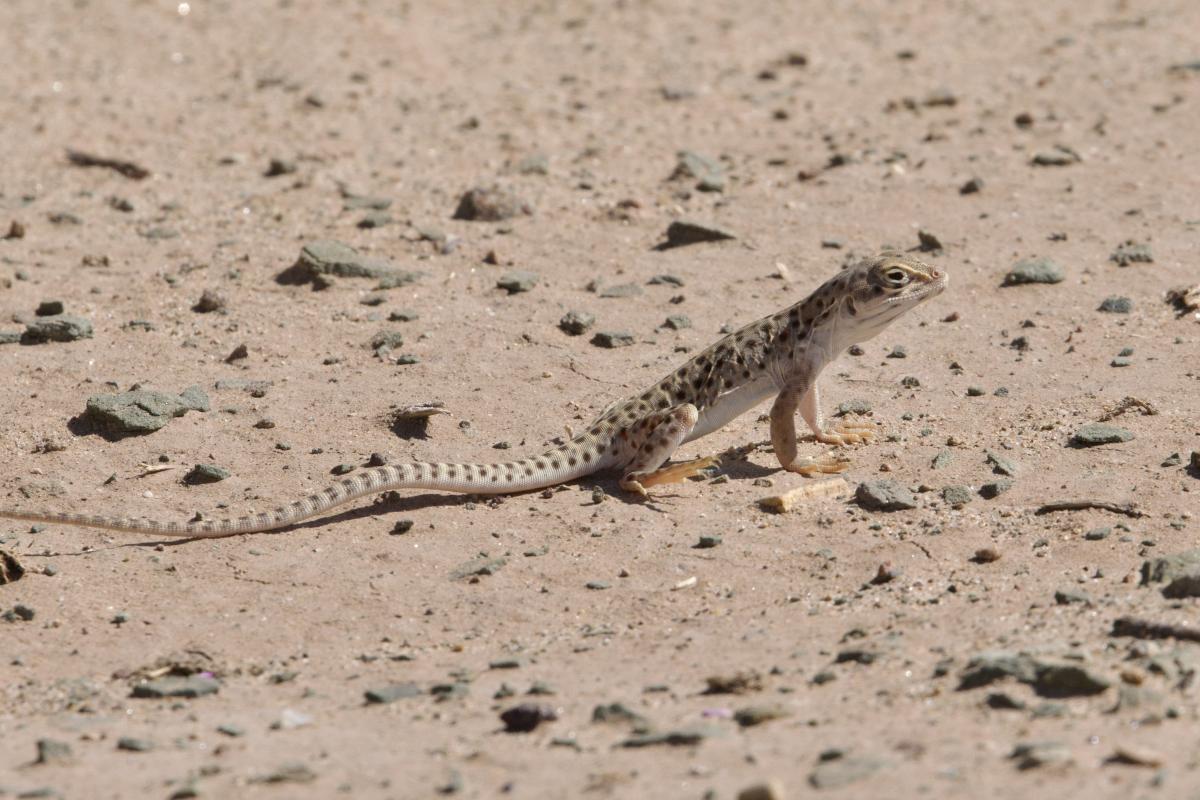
[0,252,946,539]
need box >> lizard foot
[620,456,720,495]
[784,450,851,476]
[814,422,877,447]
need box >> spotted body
[0,253,946,538]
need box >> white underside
[686,375,778,443]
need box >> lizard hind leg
[618,404,717,496]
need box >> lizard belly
[686,376,777,443]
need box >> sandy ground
[2,0,1200,798]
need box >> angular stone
[1070,424,1134,447]
[808,755,885,789]
[942,485,973,507]
[854,480,917,512]
[1110,241,1153,266]
[185,464,230,484]
[958,651,1037,690]
[23,314,93,343]
[496,271,540,294]
[288,240,420,285]
[559,310,595,335]
[1003,258,1064,286]
[656,220,736,250]
[84,391,194,435]
[131,675,220,698]
[1098,296,1132,314]
[591,331,635,348]
[453,185,532,221]
[1030,662,1111,698]
[979,480,1013,499]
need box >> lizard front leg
[800,381,876,446]
[770,386,850,476]
[618,404,718,496]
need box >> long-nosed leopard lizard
[0,252,946,538]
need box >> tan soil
[2,1,1199,798]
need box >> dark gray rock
[84,390,197,435]
[958,651,1037,689]
[1084,527,1111,541]
[35,300,64,316]
[453,185,532,221]
[3,603,35,621]
[36,738,73,765]
[500,702,558,733]
[496,271,540,294]
[131,675,220,698]
[979,480,1013,499]
[1031,663,1110,698]
[854,480,917,512]
[835,399,872,417]
[1004,258,1064,286]
[1098,296,1132,313]
[23,315,93,343]
[1070,423,1134,447]
[655,220,736,250]
[116,737,155,752]
[193,289,227,313]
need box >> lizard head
[837,252,947,343]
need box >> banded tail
[0,448,610,539]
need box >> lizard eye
[884,268,909,286]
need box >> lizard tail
[0,448,610,539]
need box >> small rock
[941,485,972,507]
[1054,588,1092,605]
[193,289,227,313]
[958,652,1037,689]
[225,343,249,362]
[695,535,722,549]
[671,151,725,192]
[1110,241,1153,266]
[1098,296,1132,313]
[251,763,317,785]
[185,464,230,484]
[363,682,422,705]
[663,315,691,330]
[1031,663,1111,698]
[496,271,540,293]
[84,390,198,435]
[357,211,393,229]
[559,310,595,335]
[271,709,313,730]
[1011,741,1072,770]
[591,331,635,348]
[1030,146,1080,166]
[737,781,786,800]
[500,703,558,733]
[388,309,420,322]
[178,385,211,412]
[263,158,297,177]
[1084,527,1111,541]
[959,177,984,194]
[342,194,393,211]
[453,185,532,221]
[449,556,507,580]
[1070,424,1134,447]
[985,450,1018,476]
[286,240,421,286]
[887,344,908,358]
[116,737,155,752]
[598,282,643,299]
[391,519,415,535]
[516,154,549,175]
[131,675,220,698]
[370,331,405,352]
[916,230,942,253]
[35,300,65,316]
[1004,258,1064,286]
[655,220,736,250]
[808,754,884,789]
[620,727,721,748]
[3,603,35,621]
[35,738,73,765]
[972,547,1001,564]
[979,480,1012,499]
[854,480,917,512]
[23,314,93,343]
[331,463,355,476]
[835,399,872,416]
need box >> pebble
[179,385,211,412]
[225,343,249,362]
[941,485,972,507]
[656,220,736,250]
[131,675,220,698]
[357,211,393,229]
[985,450,1018,476]
[959,177,984,194]
[586,581,611,590]
[1070,423,1134,447]
[289,240,420,286]
[966,386,984,397]
[388,309,420,322]
[886,345,907,358]
[737,780,786,800]
[1111,356,1132,368]
[1141,549,1200,597]
[23,315,94,343]
[342,194,393,211]
[836,399,872,416]
[452,185,532,221]
[84,390,201,435]
[1084,527,1111,541]
[500,703,558,733]
[116,737,155,752]
[1054,588,1091,606]
[591,331,635,348]
[672,151,725,192]
[35,300,64,316]
[264,157,297,177]
[620,727,721,748]
[331,463,356,476]
[1004,258,1064,285]
[3,603,35,621]
[496,271,540,293]
[1030,146,1080,166]
[516,154,549,175]
[663,314,691,330]
[251,763,317,785]
[36,739,73,765]
[647,273,684,286]
[854,480,917,511]
[449,556,507,580]
[808,754,884,789]
[559,310,595,335]
[1011,741,1072,770]
[598,282,643,298]
[370,331,405,351]
[1110,241,1153,266]
[1098,296,1132,313]
[391,519,415,535]
[695,535,722,549]
[193,289,228,313]
[978,480,1012,499]
[972,547,1001,564]
[185,464,230,484]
